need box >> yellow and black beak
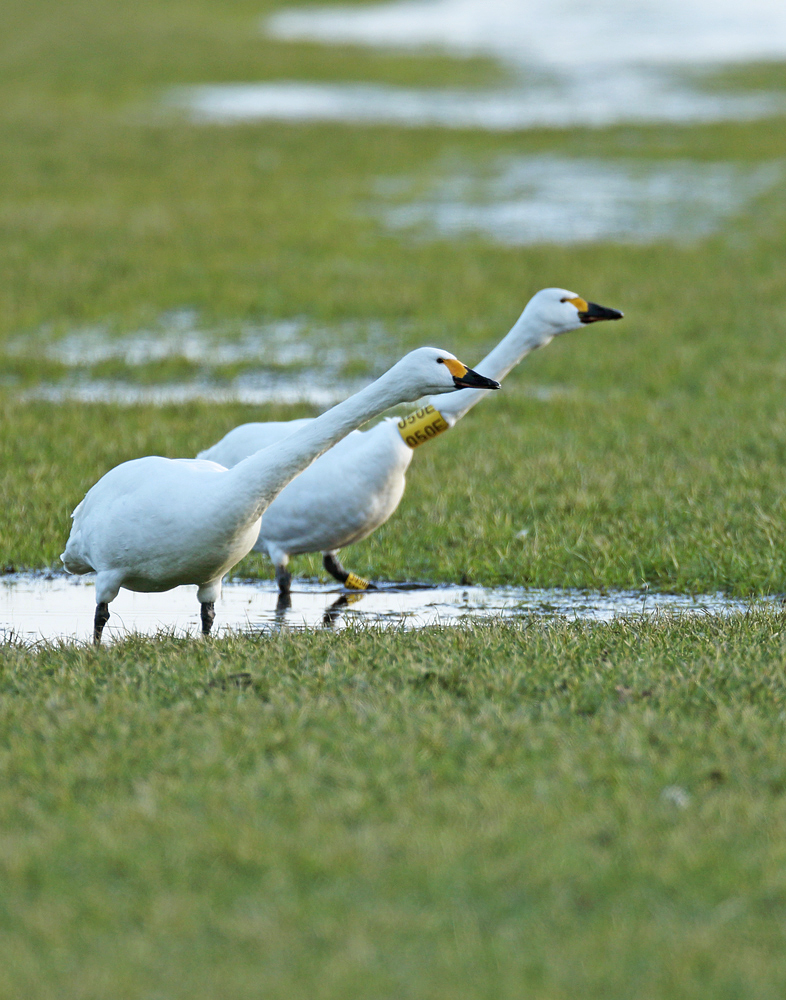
[442,357,501,390]
[572,298,624,324]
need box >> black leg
[93,602,110,645]
[275,563,292,595]
[322,552,376,591]
[201,601,216,636]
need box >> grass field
[3,1,786,996]
[4,618,786,998]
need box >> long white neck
[222,367,420,524]
[426,305,551,426]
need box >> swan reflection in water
[272,587,370,628]
[270,582,445,630]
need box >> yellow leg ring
[345,572,371,590]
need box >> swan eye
[437,357,445,364]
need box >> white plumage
[198,288,623,592]
[61,347,499,640]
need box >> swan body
[257,419,410,569]
[61,348,499,640]
[198,289,623,591]
[63,457,258,601]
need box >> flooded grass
[178,0,786,129]
[375,156,782,245]
[181,76,786,130]
[4,313,390,399]
[8,315,390,369]
[265,0,786,69]
[2,571,777,646]
[21,377,366,407]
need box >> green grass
[4,0,786,994]
[3,617,786,998]
[6,382,786,592]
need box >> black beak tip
[454,370,501,390]
[579,302,624,324]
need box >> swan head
[522,287,623,342]
[392,347,501,400]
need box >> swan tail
[61,538,93,575]
[61,503,94,574]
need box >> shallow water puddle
[183,78,784,130]
[0,573,775,645]
[22,378,366,407]
[376,157,781,245]
[267,0,786,68]
[9,315,389,369]
[7,312,398,406]
[179,0,786,129]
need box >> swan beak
[443,358,501,390]
[578,301,624,324]
[454,367,501,390]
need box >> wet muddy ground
[1,572,778,645]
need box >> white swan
[61,348,499,641]
[198,288,623,593]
